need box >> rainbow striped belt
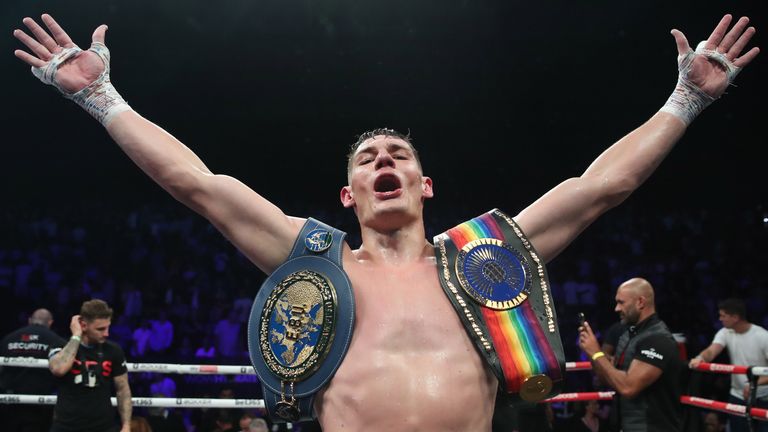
[434,209,564,402]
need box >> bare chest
[314,260,496,431]
[346,263,461,349]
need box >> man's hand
[671,14,760,98]
[50,315,84,376]
[69,315,83,338]
[578,321,601,358]
[743,383,751,401]
[689,356,704,369]
[14,14,108,94]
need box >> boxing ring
[1,356,767,424]
[543,360,768,430]
[0,356,265,409]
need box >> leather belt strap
[434,209,564,402]
[248,218,355,422]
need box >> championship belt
[433,209,564,402]
[248,218,355,422]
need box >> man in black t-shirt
[0,308,65,432]
[48,300,132,432]
[579,278,685,432]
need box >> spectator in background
[121,282,143,319]
[238,412,256,432]
[131,319,152,358]
[0,308,65,432]
[703,411,725,432]
[195,335,216,359]
[232,288,252,324]
[214,310,242,360]
[195,387,237,432]
[247,418,269,432]
[690,298,768,432]
[146,393,186,432]
[149,373,177,398]
[214,410,239,432]
[110,315,133,352]
[148,310,174,360]
[177,335,194,359]
[48,299,133,432]
[563,400,607,432]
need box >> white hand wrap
[31,42,131,126]
[693,40,742,81]
[660,41,741,126]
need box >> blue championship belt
[247,219,355,422]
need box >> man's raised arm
[13,14,302,274]
[513,14,759,263]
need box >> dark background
[1,0,764,214]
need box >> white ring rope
[0,357,257,375]
[2,356,766,414]
[4,357,764,376]
[0,394,264,409]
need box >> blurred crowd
[1,201,766,430]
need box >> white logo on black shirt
[640,348,664,361]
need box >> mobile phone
[577,312,586,327]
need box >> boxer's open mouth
[374,174,402,199]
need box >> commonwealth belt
[247,218,355,422]
[433,209,564,402]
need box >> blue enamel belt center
[455,238,531,310]
[305,229,333,253]
[260,270,337,381]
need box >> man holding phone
[48,299,132,432]
[579,278,685,432]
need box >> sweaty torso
[315,247,497,431]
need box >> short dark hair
[346,128,421,175]
[80,299,113,322]
[718,298,746,320]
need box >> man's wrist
[70,335,81,342]
[69,78,131,126]
[591,351,606,361]
[660,78,714,126]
